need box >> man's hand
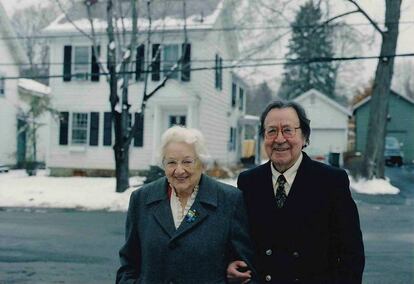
[227,260,252,283]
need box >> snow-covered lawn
[0,170,399,211]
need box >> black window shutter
[63,46,72,82]
[219,57,223,90]
[89,112,99,146]
[232,83,237,107]
[91,46,100,82]
[134,113,144,147]
[181,43,191,81]
[103,112,112,146]
[151,44,160,81]
[135,45,145,81]
[59,112,69,145]
[215,54,218,89]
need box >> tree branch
[85,2,109,81]
[55,0,94,40]
[347,0,384,34]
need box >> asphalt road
[0,209,125,284]
[0,165,413,284]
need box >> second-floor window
[63,45,100,82]
[151,43,191,82]
[163,44,179,79]
[73,46,90,80]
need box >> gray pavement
[0,165,413,283]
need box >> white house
[43,0,249,175]
[294,89,351,164]
[0,3,29,167]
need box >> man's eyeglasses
[264,126,301,139]
[163,158,198,170]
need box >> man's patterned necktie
[275,175,287,208]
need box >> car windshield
[386,137,399,148]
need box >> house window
[163,44,179,79]
[215,54,223,90]
[169,115,186,127]
[231,83,237,107]
[71,112,88,145]
[73,46,90,80]
[239,87,244,111]
[0,76,5,96]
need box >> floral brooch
[185,209,199,223]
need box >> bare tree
[57,0,189,192]
[344,0,402,179]
[11,1,65,84]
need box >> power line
[1,51,414,67]
[3,52,414,81]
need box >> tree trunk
[115,141,130,192]
[362,0,401,179]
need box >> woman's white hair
[158,125,211,167]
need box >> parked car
[0,163,10,173]
[385,136,404,167]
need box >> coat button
[292,251,300,258]
[265,249,272,256]
[265,275,272,281]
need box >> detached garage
[294,89,351,165]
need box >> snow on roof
[44,0,224,34]
[18,78,51,97]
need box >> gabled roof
[44,0,225,34]
[0,3,28,65]
[352,89,414,112]
[294,89,352,116]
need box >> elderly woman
[116,126,256,284]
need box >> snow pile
[0,170,144,211]
[350,176,400,195]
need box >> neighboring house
[294,89,352,164]
[353,90,414,164]
[43,0,249,175]
[17,78,51,165]
[0,3,29,167]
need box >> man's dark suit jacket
[238,152,365,284]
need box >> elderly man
[228,100,365,283]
